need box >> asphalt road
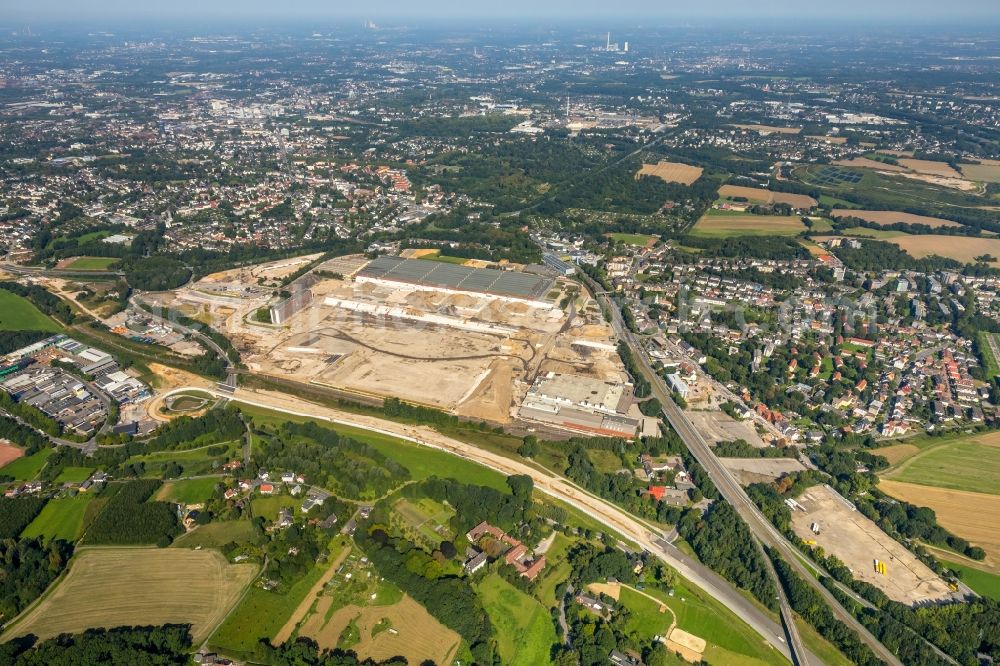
[593,284,904,666]
[164,384,811,665]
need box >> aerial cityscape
[0,3,998,665]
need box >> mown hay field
[830,209,963,228]
[691,213,813,237]
[300,595,461,666]
[888,235,1000,266]
[879,480,1000,565]
[2,547,257,643]
[718,185,817,208]
[636,161,703,185]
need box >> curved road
[592,282,903,666]
[164,384,812,665]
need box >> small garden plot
[391,498,455,550]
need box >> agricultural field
[20,495,94,541]
[608,232,658,247]
[879,480,1000,567]
[2,547,257,644]
[0,447,52,481]
[898,158,965,179]
[888,235,1000,266]
[880,434,1000,495]
[718,185,817,209]
[0,441,24,468]
[0,289,60,332]
[960,161,1000,184]
[730,123,801,135]
[636,161,703,185]
[833,157,908,172]
[171,520,261,550]
[829,209,963,229]
[60,256,120,271]
[155,477,223,504]
[691,211,812,237]
[53,466,94,484]
[477,573,557,666]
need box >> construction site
[788,484,962,606]
[144,253,647,436]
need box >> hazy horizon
[4,0,999,24]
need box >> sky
[4,0,999,23]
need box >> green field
[979,332,1000,377]
[236,402,509,492]
[608,232,658,246]
[419,253,470,265]
[534,533,575,608]
[250,495,299,521]
[477,574,557,666]
[63,256,120,271]
[1,448,53,481]
[690,211,814,238]
[210,537,347,658]
[54,466,94,484]
[0,290,60,332]
[941,559,1000,601]
[172,520,261,550]
[156,477,223,504]
[882,438,1000,495]
[20,495,93,541]
[617,584,785,665]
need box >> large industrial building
[355,256,556,307]
[518,371,642,437]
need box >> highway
[591,280,904,666]
[163,384,814,665]
[132,297,238,391]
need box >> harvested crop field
[790,485,958,605]
[960,162,1000,183]
[879,480,1000,565]
[880,436,1000,496]
[731,123,800,135]
[718,185,816,208]
[898,159,964,179]
[691,213,808,237]
[2,547,257,643]
[636,161,703,185]
[888,235,1000,266]
[0,441,24,468]
[874,443,920,466]
[833,157,907,171]
[830,209,963,228]
[300,595,460,665]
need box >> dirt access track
[790,485,959,606]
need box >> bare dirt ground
[686,411,765,447]
[719,458,807,485]
[0,441,24,468]
[879,479,1000,568]
[718,185,817,209]
[636,161,703,185]
[831,209,963,229]
[790,485,959,605]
